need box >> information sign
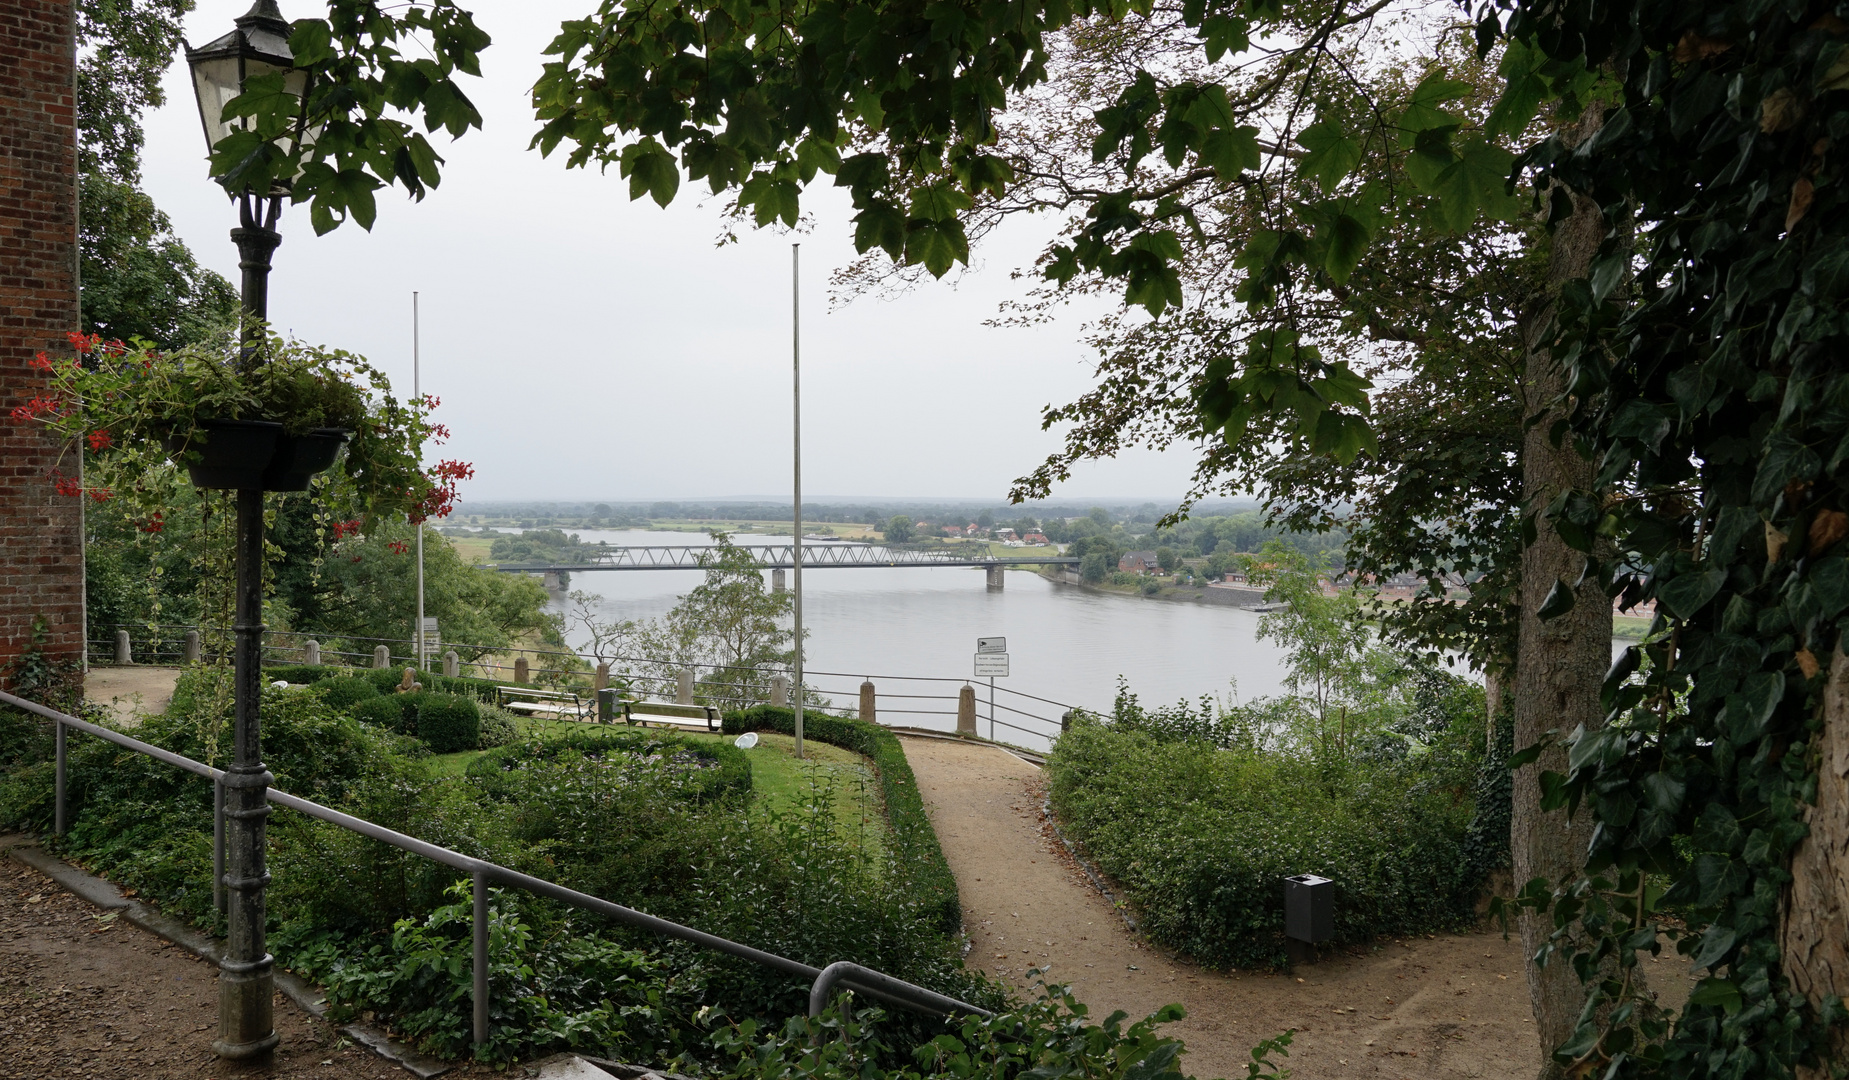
[976,636,1007,654]
[974,653,1010,677]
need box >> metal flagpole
[791,244,804,760]
[414,291,425,672]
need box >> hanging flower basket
[12,331,469,523]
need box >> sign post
[974,638,1008,739]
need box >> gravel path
[0,856,494,1079]
[902,735,1547,1080]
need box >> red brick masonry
[0,0,85,678]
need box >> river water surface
[531,528,1296,739]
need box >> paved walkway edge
[1,834,451,1078]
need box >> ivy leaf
[1689,926,1737,970]
[1687,977,1743,1013]
[1656,568,1726,619]
[1538,579,1577,620]
[1295,121,1362,190]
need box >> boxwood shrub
[416,693,481,754]
[723,705,960,934]
[350,695,408,734]
[312,677,379,711]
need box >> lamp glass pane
[190,55,243,151]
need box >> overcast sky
[138,0,1208,504]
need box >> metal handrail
[0,689,988,1047]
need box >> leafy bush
[313,676,379,711]
[350,695,408,733]
[468,730,751,803]
[1048,707,1487,969]
[415,693,480,753]
[724,706,959,934]
[476,705,519,748]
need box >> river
[515,528,1297,741]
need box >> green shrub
[313,677,380,711]
[724,705,960,934]
[414,693,480,754]
[351,695,407,733]
[265,664,344,684]
[1048,716,1483,969]
[469,729,750,802]
[477,705,519,748]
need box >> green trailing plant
[10,332,471,526]
[467,730,752,804]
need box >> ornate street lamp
[184,0,305,1060]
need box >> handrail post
[54,719,66,836]
[473,868,489,1051]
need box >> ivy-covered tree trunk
[1782,650,1849,1077]
[1511,112,1613,1078]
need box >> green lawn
[427,719,884,851]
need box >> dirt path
[85,665,184,725]
[902,736,1545,1080]
[0,855,496,1079]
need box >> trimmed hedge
[350,695,407,733]
[469,729,752,803]
[312,677,380,711]
[416,693,480,754]
[265,663,508,706]
[723,706,960,934]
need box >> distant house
[942,525,963,537]
[995,528,1018,541]
[1119,550,1159,574]
[965,523,982,536]
[1023,532,1048,545]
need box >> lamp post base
[212,963,279,1059]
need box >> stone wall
[0,0,85,682]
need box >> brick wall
[0,0,84,682]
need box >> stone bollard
[860,680,877,725]
[184,629,202,665]
[957,685,977,736]
[304,639,320,666]
[594,663,610,693]
[514,657,530,684]
[770,675,790,708]
[444,650,460,678]
[373,645,390,669]
[771,568,786,593]
[1061,709,1074,732]
[676,668,695,705]
[112,629,132,665]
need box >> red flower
[65,331,98,354]
[29,353,54,372]
[408,458,474,523]
[88,487,113,503]
[140,511,164,534]
[87,429,112,451]
[422,394,441,410]
[331,518,364,540]
[387,540,410,555]
[53,476,82,497]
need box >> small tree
[1155,546,1179,572]
[1080,551,1110,584]
[1243,540,1381,755]
[883,515,914,544]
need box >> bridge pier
[541,570,562,591]
[771,568,786,592]
[985,564,1005,589]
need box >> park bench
[496,685,591,720]
[619,699,721,732]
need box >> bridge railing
[87,624,1077,751]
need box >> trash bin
[597,687,620,723]
[1284,874,1333,944]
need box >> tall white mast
[791,244,804,759]
[414,291,425,672]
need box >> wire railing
[88,624,1080,750]
[0,687,991,1050]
